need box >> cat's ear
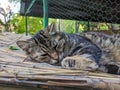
[43,23,56,36]
[16,41,29,50]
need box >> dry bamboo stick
[0,76,119,90]
[0,54,119,78]
[0,48,26,58]
[0,56,119,79]
[48,81,89,87]
[0,33,24,45]
[0,77,92,89]
[0,71,119,85]
[0,57,120,82]
[0,65,119,77]
[48,80,120,90]
[0,64,115,77]
[0,77,48,87]
[0,62,120,80]
[0,70,119,84]
[0,74,119,89]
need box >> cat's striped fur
[81,31,120,74]
[16,23,120,74]
[81,32,120,64]
[17,23,102,71]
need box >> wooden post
[25,0,36,35]
[25,16,28,36]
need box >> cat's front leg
[61,55,98,71]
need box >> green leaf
[9,45,19,50]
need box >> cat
[17,23,102,71]
[81,31,120,74]
[17,23,120,75]
[81,32,120,63]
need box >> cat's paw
[61,55,98,71]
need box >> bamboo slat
[0,32,120,90]
[0,48,26,58]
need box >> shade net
[20,0,120,32]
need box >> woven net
[21,0,120,33]
[48,0,120,32]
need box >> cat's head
[17,23,62,64]
[16,38,58,64]
[32,23,62,59]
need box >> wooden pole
[25,16,28,36]
[25,0,36,35]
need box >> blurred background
[0,0,120,35]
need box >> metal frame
[43,0,48,28]
[25,0,49,35]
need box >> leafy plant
[10,14,43,34]
[9,45,19,50]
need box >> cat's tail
[99,63,120,75]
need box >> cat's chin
[50,59,59,65]
[50,52,59,60]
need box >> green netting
[21,0,120,23]
[20,0,120,33]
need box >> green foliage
[27,17,43,35]
[78,21,89,32]
[9,45,19,50]
[98,23,108,30]
[10,14,43,34]
[10,14,111,35]
[49,18,57,24]
[10,14,25,33]
[90,22,109,30]
[60,20,75,34]
[10,14,59,35]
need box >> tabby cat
[82,32,120,74]
[17,23,120,74]
[17,23,102,71]
[81,32,120,64]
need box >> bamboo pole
[0,48,26,58]
[0,61,120,79]
[0,62,119,89]
[0,70,119,85]
[0,76,119,90]
[48,81,89,87]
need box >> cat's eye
[41,54,48,56]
